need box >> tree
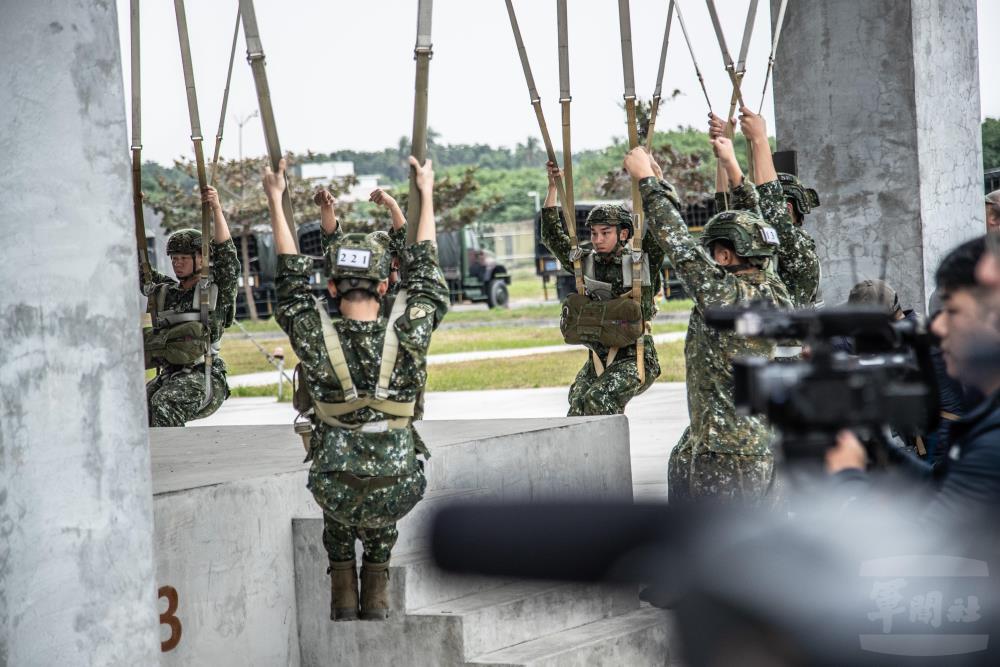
[150,153,356,319]
[367,166,503,233]
[984,118,1000,171]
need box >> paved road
[193,382,689,500]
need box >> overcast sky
[117,0,999,166]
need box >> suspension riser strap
[405,0,433,248]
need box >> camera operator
[826,236,1000,528]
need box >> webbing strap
[405,0,434,248]
[556,0,583,294]
[646,0,675,150]
[240,0,298,250]
[593,347,619,377]
[758,0,788,113]
[314,398,415,420]
[173,0,214,409]
[506,0,581,293]
[376,289,409,399]
[318,304,359,402]
[210,8,241,187]
[618,0,645,384]
[674,0,712,112]
[130,0,152,292]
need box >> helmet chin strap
[722,262,758,274]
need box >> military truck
[295,220,511,308]
[534,200,712,301]
[436,225,511,308]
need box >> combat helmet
[777,173,820,217]
[585,203,634,240]
[701,210,780,265]
[166,229,203,256]
[325,233,392,297]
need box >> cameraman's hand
[825,430,867,473]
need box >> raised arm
[624,146,738,312]
[262,158,297,256]
[739,107,820,306]
[410,156,435,244]
[539,161,574,270]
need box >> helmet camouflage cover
[324,232,392,296]
[778,173,820,216]
[701,210,780,260]
[166,228,203,255]
[585,203,634,237]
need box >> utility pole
[237,110,259,320]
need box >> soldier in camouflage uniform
[266,157,448,621]
[710,108,821,308]
[540,162,665,415]
[624,139,794,507]
[314,186,431,452]
[143,186,240,426]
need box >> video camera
[704,303,940,458]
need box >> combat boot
[359,558,390,620]
[329,559,358,621]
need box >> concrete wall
[0,2,160,665]
[149,417,632,666]
[771,0,984,311]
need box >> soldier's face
[170,253,201,279]
[590,225,623,253]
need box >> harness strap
[240,0,298,250]
[376,289,409,399]
[317,303,359,402]
[313,413,411,432]
[673,0,712,112]
[314,399,416,419]
[758,0,788,113]
[556,0,584,294]
[209,7,242,187]
[593,347,619,377]
[646,0,675,150]
[617,0,646,384]
[129,0,152,296]
[404,0,434,248]
[506,0,582,293]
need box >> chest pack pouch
[143,320,210,369]
[560,293,643,348]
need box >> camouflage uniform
[275,240,448,563]
[641,178,794,506]
[541,203,666,415]
[144,237,240,426]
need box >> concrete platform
[150,417,672,666]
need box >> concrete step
[393,549,516,611]
[394,486,499,554]
[467,607,675,667]
[411,580,638,658]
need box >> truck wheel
[486,279,509,309]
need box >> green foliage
[984,118,1000,171]
[149,153,355,233]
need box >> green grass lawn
[231,340,686,397]
[220,320,687,375]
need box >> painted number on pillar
[159,585,182,652]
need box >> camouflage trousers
[146,365,228,427]
[567,339,660,416]
[667,428,775,508]
[308,465,426,563]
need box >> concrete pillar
[0,2,159,665]
[771,0,984,311]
